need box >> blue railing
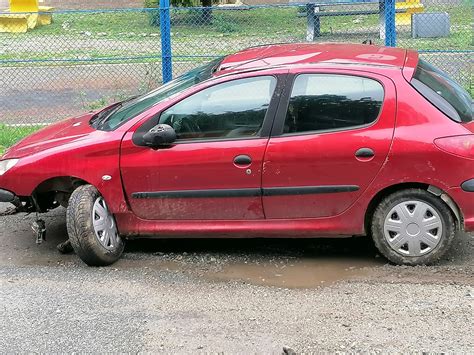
[156,0,398,83]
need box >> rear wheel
[371,189,456,265]
[67,185,124,266]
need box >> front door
[121,75,281,220]
[262,71,396,219]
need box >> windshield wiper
[90,95,139,129]
[90,102,122,129]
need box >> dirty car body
[1,43,473,266]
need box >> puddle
[115,253,383,289]
[205,257,383,289]
[95,235,386,288]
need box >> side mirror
[143,124,177,148]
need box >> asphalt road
[1,206,473,353]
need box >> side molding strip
[132,185,360,199]
[262,185,360,196]
[132,188,261,199]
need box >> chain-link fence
[0,0,472,151]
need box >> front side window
[159,76,277,141]
[284,74,384,134]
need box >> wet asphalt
[0,205,473,353]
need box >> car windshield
[92,57,223,131]
[411,59,472,123]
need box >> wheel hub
[406,223,420,236]
[383,200,443,257]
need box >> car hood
[465,121,474,133]
[2,113,96,159]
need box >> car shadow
[124,235,380,260]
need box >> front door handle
[234,154,252,166]
[355,148,375,158]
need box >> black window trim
[270,72,386,137]
[410,77,462,123]
[132,73,288,147]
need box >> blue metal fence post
[383,0,396,46]
[160,0,173,83]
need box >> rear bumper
[0,188,16,203]
[463,217,474,233]
[447,186,474,232]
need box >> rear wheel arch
[364,182,462,234]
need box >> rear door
[262,70,396,219]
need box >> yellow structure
[0,0,54,33]
[395,0,424,26]
[0,14,30,33]
[9,0,40,12]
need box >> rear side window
[284,74,384,134]
[411,59,473,123]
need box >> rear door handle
[355,148,375,158]
[234,154,252,166]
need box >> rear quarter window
[411,59,473,123]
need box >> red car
[0,43,472,266]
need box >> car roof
[217,43,415,74]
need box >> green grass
[1,4,471,63]
[0,125,43,156]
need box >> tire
[66,185,124,266]
[371,188,456,265]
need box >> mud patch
[204,257,383,288]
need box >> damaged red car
[0,43,473,266]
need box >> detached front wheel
[67,185,124,266]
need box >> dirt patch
[47,0,144,10]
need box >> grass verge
[1,4,472,62]
[0,125,43,156]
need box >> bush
[144,0,157,7]
[213,16,238,33]
[145,0,160,26]
[144,0,218,26]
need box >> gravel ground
[47,0,143,9]
[0,205,473,353]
